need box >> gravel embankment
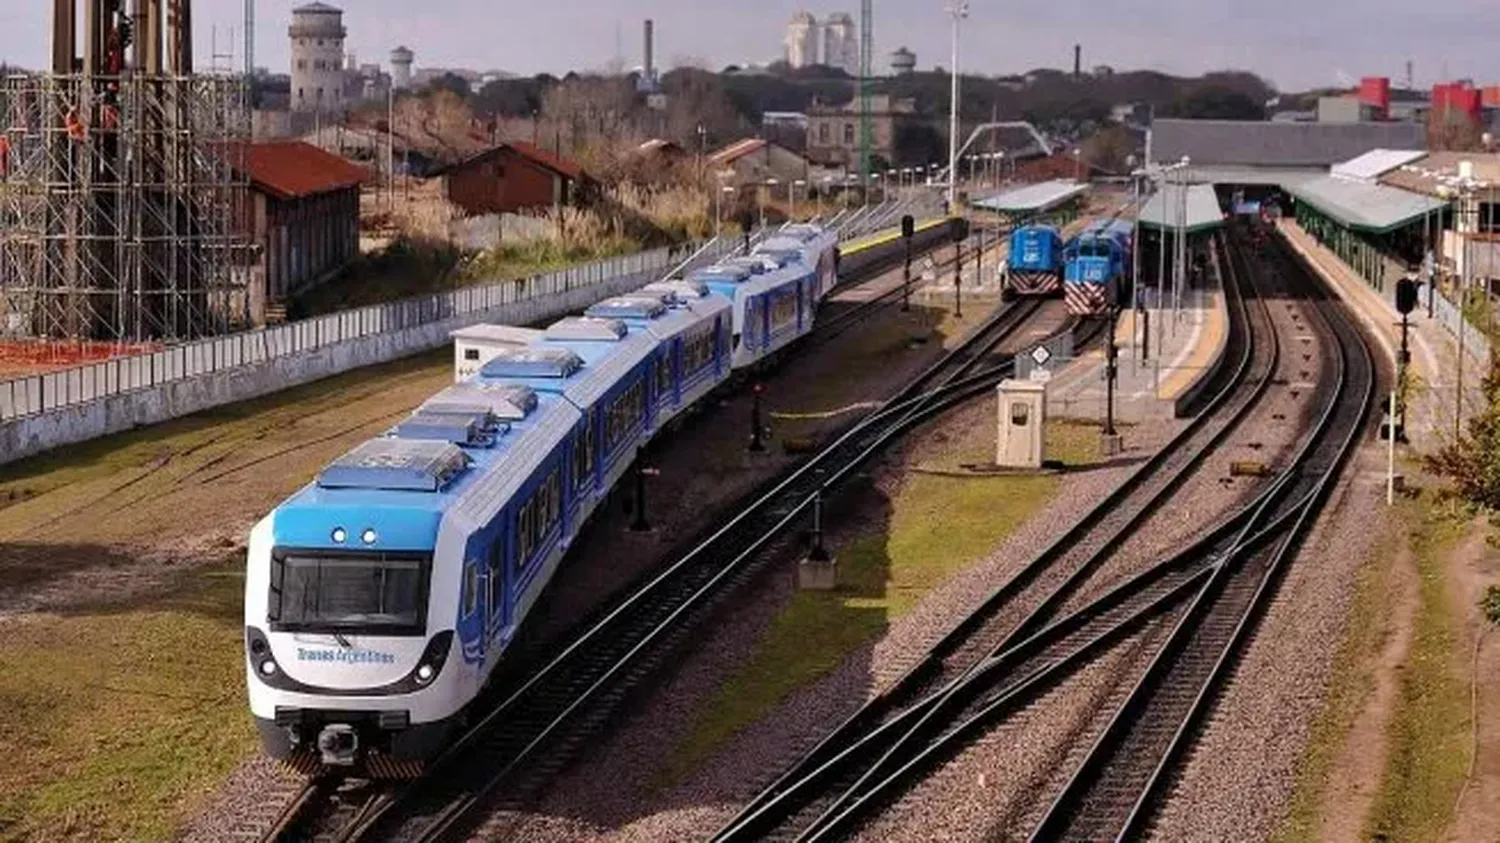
[847,284,1338,840]
[490,396,1181,842]
[1147,446,1386,843]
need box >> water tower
[891,46,916,76]
[390,45,414,90]
[289,2,348,113]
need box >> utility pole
[945,1,968,213]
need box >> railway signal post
[901,214,914,312]
[952,217,970,319]
[630,446,655,532]
[1395,275,1418,442]
[750,383,767,452]
[1102,304,1123,455]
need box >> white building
[822,12,857,75]
[786,12,818,69]
[390,45,414,90]
[288,2,349,113]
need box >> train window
[604,380,646,452]
[654,353,672,399]
[514,467,563,574]
[1011,402,1030,426]
[683,326,715,376]
[270,552,429,635]
[770,290,799,332]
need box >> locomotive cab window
[464,348,480,361]
[267,550,431,636]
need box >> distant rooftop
[1149,119,1428,168]
[971,179,1089,214]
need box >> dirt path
[1444,518,1500,843]
[1316,526,1420,842]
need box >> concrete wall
[0,255,718,468]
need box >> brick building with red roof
[235,141,368,322]
[436,142,597,217]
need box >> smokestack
[1073,44,1081,77]
[644,19,654,83]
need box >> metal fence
[1429,283,1493,366]
[0,240,725,422]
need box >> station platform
[1039,247,1229,425]
[1277,219,1487,447]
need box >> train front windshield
[269,551,431,635]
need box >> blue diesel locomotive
[1002,224,1065,300]
[1063,218,1134,316]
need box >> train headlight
[416,664,434,683]
[259,659,277,676]
[361,528,377,545]
[331,527,347,543]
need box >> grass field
[0,351,455,842]
[1269,509,1399,843]
[665,419,1101,783]
[1363,493,1470,842]
[0,560,253,842]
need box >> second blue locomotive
[1063,218,1133,316]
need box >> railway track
[710,222,1375,842]
[710,226,1278,842]
[1026,222,1376,842]
[257,291,1083,843]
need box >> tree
[427,72,472,100]
[1430,108,1484,152]
[1164,84,1265,120]
[1426,356,1500,513]
[894,122,944,167]
[1082,125,1139,174]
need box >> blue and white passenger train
[244,224,847,775]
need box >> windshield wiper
[333,631,354,649]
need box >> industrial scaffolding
[0,3,252,343]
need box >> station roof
[1148,119,1428,168]
[971,179,1089,213]
[1138,183,1225,233]
[1330,149,1426,182]
[1284,175,1449,233]
[1160,165,1323,187]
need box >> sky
[1,0,1497,93]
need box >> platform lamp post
[945,0,969,213]
[1127,154,1145,363]
[791,178,805,220]
[762,178,776,230]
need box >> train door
[458,549,486,667]
[486,531,507,642]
